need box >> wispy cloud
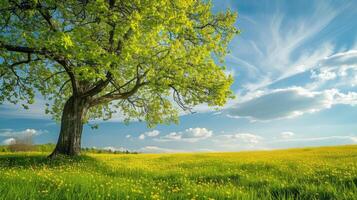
[138,130,160,140]
[267,135,357,149]
[156,128,213,142]
[230,1,343,92]
[280,131,295,139]
[211,132,266,150]
[308,50,357,89]
[275,135,357,143]
[0,129,46,137]
[102,146,128,152]
[221,133,263,144]
[0,99,50,119]
[138,134,145,140]
[145,130,160,137]
[226,87,357,121]
[139,146,186,153]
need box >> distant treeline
[82,147,138,154]
[0,144,138,154]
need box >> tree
[0,0,238,157]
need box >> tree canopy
[0,0,238,127]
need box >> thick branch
[52,58,78,95]
[0,43,43,54]
[80,73,112,98]
[89,81,148,107]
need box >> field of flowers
[0,145,356,200]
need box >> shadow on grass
[0,153,150,180]
[0,153,98,169]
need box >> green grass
[0,145,357,200]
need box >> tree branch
[89,81,148,107]
[0,43,43,54]
[44,70,66,82]
[0,42,79,95]
[91,81,148,107]
[6,53,39,90]
[52,58,78,95]
[80,72,112,98]
[37,3,58,32]
[170,84,194,113]
[59,79,71,94]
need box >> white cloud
[352,137,357,143]
[158,128,213,142]
[0,129,46,146]
[211,132,266,151]
[311,68,337,81]
[0,129,45,137]
[139,146,185,153]
[0,98,50,119]
[227,87,357,121]
[280,131,295,139]
[102,146,128,152]
[137,130,160,140]
[272,135,357,144]
[162,132,182,140]
[144,130,160,137]
[221,2,357,122]
[2,138,16,145]
[221,133,263,144]
[138,134,145,140]
[228,1,342,92]
[334,92,357,105]
[125,134,131,139]
[185,128,213,138]
[227,87,335,121]
[319,50,357,68]
[308,50,357,89]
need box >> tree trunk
[49,96,88,158]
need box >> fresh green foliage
[0,145,356,199]
[0,0,238,126]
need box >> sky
[1,0,357,152]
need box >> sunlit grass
[0,145,356,199]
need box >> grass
[0,145,356,200]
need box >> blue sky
[1,0,357,152]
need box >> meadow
[0,145,356,200]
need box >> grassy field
[0,145,356,200]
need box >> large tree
[0,0,238,157]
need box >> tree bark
[49,96,88,158]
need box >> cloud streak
[280,131,295,139]
[227,1,344,93]
[138,130,160,140]
[156,128,213,142]
[227,87,357,121]
[0,129,45,137]
[139,146,186,153]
